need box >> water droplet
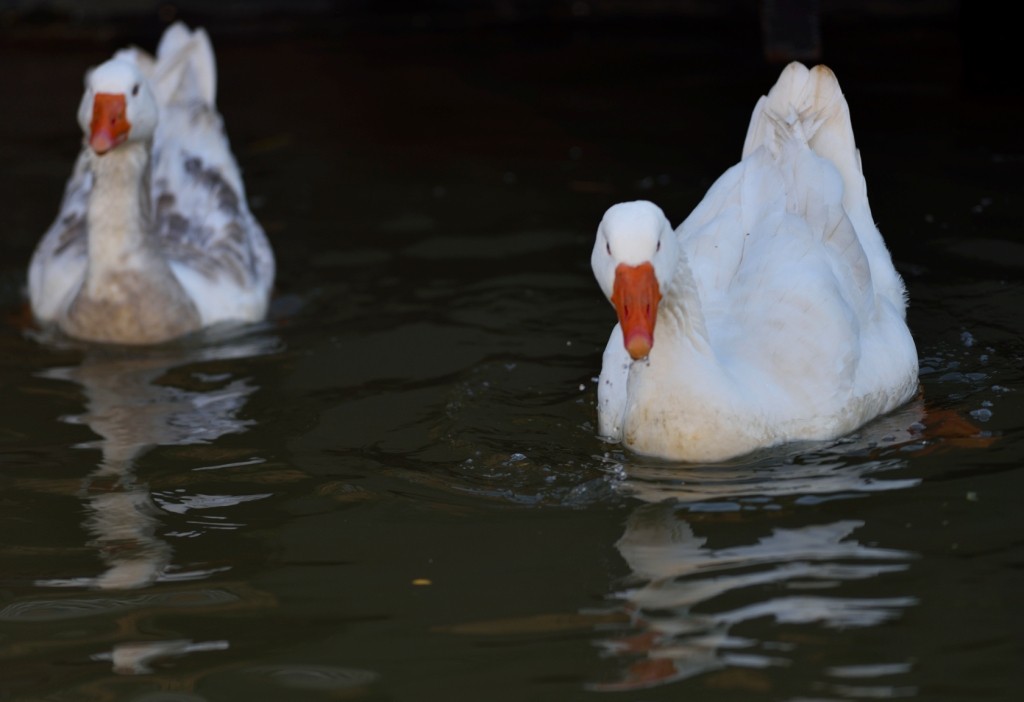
[969,408,992,422]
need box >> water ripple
[0,588,239,622]
[588,502,918,692]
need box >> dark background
[1,0,1021,292]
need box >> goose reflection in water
[591,505,917,692]
[590,402,928,693]
[34,332,276,590]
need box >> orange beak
[89,93,130,154]
[610,262,661,360]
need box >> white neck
[84,141,159,297]
[58,140,204,344]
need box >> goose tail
[150,21,218,107]
[742,62,866,209]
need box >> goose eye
[606,242,611,256]
[131,83,140,97]
[656,240,661,252]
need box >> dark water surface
[1,10,1023,701]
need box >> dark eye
[131,83,140,97]
[656,240,661,252]
[606,242,611,255]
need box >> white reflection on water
[590,403,926,693]
[33,332,278,590]
[91,638,229,675]
[590,503,918,692]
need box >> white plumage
[29,22,274,345]
[592,62,919,462]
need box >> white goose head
[77,59,158,155]
[592,200,678,360]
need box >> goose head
[592,201,678,360]
[77,59,158,155]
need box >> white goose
[592,62,919,462]
[28,22,274,345]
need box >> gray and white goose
[29,22,274,345]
